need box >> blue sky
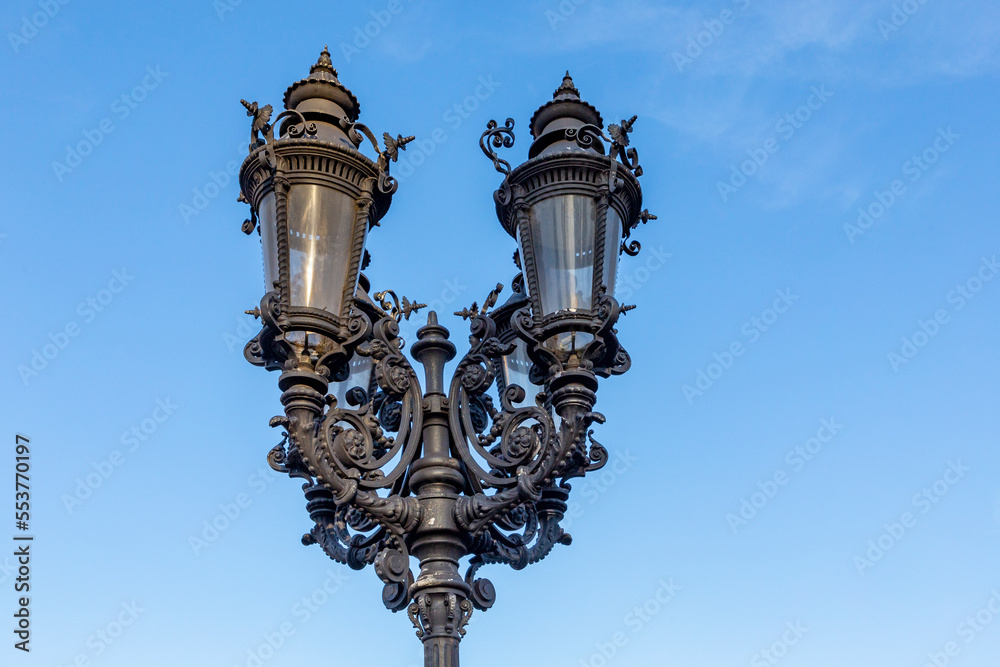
[2,1,999,666]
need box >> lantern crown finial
[529,71,603,142]
[310,45,338,79]
[283,46,360,121]
[553,71,580,99]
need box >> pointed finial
[283,45,358,118]
[426,311,438,326]
[553,71,580,99]
[310,45,337,78]
[530,69,602,144]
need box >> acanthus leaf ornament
[622,208,658,256]
[337,117,413,195]
[455,283,504,321]
[373,289,427,322]
[383,132,415,162]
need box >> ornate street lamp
[235,50,656,667]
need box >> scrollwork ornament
[266,433,291,473]
[564,124,604,152]
[622,238,642,256]
[244,328,267,367]
[466,570,496,611]
[408,594,432,638]
[480,118,515,174]
[336,117,413,195]
[494,177,513,207]
[456,599,474,636]
[373,290,427,323]
[621,208,657,257]
[320,369,420,491]
[585,429,609,472]
[376,543,415,612]
[301,494,383,571]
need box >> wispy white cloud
[493,0,999,211]
[906,5,1000,79]
[750,133,854,212]
[540,1,699,53]
[522,0,1000,84]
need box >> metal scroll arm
[238,100,317,234]
[607,114,643,182]
[560,116,642,192]
[241,98,273,152]
[300,486,385,570]
[273,383,420,612]
[621,208,658,257]
[373,290,427,322]
[297,484,414,612]
[480,118,516,175]
[267,425,395,577]
[458,426,608,606]
[338,117,414,195]
[454,405,601,535]
[473,488,572,569]
[267,408,421,538]
[461,486,573,611]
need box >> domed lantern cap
[283,46,360,122]
[528,71,604,158]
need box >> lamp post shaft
[409,313,471,666]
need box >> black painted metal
[235,51,657,667]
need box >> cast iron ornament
[237,56,657,667]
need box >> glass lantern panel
[542,331,594,356]
[285,330,336,358]
[286,184,362,316]
[331,354,374,408]
[259,192,279,294]
[520,194,598,316]
[499,339,543,409]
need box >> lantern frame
[238,66,411,378]
[487,125,644,378]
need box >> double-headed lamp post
[235,48,656,667]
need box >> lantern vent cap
[528,71,604,140]
[283,46,361,121]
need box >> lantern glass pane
[542,331,594,355]
[286,184,362,316]
[331,354,374,408]
[285,331,336,358]
[520,194,597,316]
[499,340,542,408]
[259,192,279,294]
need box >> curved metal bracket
[480,118,516,175]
